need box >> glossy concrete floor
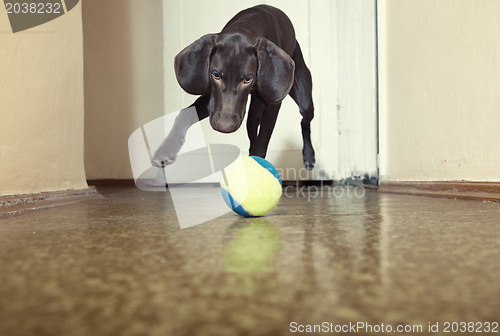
[0,185,499,336]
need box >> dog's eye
[243,75,253,84]
[212,71,221,80]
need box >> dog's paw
[304,160,315,171]
[151,133,186,168]
[303,147,315,171]
[151,156,176,168]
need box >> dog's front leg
[151,106,197,167]
[151,95,210,167]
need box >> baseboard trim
[378,181,500,202]
[88,179,338,188]
[87,179,136,187]
[0,187,101,218]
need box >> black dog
[152,5,315,170]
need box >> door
[336,0,378,184]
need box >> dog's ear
[174,34,217,95]
[255,38,295,104]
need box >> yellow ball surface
[220,156,282,217]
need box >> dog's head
[174,33,295,133]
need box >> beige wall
[83,0,164,179]
[379,0,500,181]
[0,4,87,196]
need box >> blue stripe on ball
[221,185,252,217]
[250,156,282,186]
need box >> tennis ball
[220,156,282,217]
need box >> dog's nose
[211,112,241,133]
[214,120,237,133]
